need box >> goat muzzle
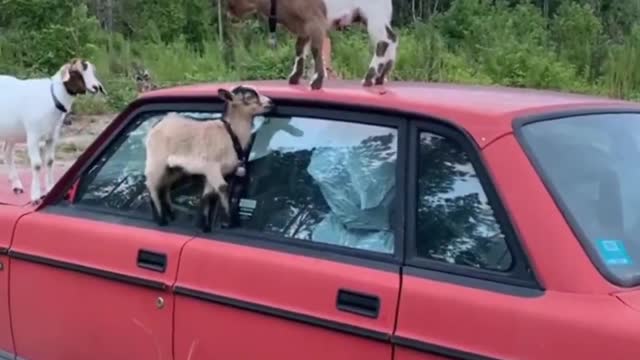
[92,84,107,95]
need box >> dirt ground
[0,113,117,174]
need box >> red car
[1,80,640,360]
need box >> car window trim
[406,119,542,291]
[204,104,408,265]
[513,108,640,288]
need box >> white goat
[226,0,397,90]
[144,85,273,231]
[0,58,105,204]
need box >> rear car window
[518,112,640,287]
[232,116,398,255]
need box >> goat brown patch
[385,25,397,42]
[376,41,389,57]
[63,70,87,95]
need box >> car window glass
[75,110,223,223]
[519,113,640,286]
[232,116,398,254]
[415,131,512,271]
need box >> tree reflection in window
[235,116,398,254]
[416,132,512,271]
[76,111,223,222]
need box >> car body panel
[396,272,640,360]
[480,134,620,294]
[8,210,191,359]
[173,237,399,360]
[615,290,640,312]
[0,205,28,357]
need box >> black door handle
[137,249,167,273]
[336,289,380,318]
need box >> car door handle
[336,289,380,318]
[137,249,167,273]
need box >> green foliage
[551,2,604,80]
[1,0,103,73]
[0,0,639,114]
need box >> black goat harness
[50,82,68,113]
[221,118,247,167]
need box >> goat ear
[61,64,71,82]
[218,88,234,102]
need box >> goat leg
[159,186,175,222]
[309,29,325,90]
[196,190,216,233]
[4,141,23,194]
[365,23,398,87]
[26,134,43,203]
[288,37,309,85]
[43,137,56,193]
[149,195,168,226]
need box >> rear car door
[6,104,224,360]
[173,105,405,359]
[393,121,543,359]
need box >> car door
[0,205,26,359]
[173,105,405,359]
[393,121,543,359]
[6,104,225,360]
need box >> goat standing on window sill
[0,58,106,204]
[144,85,274,232]
[225,0,397,90]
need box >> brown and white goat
[143,85,273,231]
[226,0,397,90]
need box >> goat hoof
[288,75,301,85]
[374,76,386,86]
[309,79,323,90]
[197,215,211,233]
[362,79,374,87]
[12,188,23,194]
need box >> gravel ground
[0,113,117,174]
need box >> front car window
[76,110,224,222]
[518,112,640,286]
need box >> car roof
[140,79,640,145]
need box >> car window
[518,113,640,287]
[229,115,399,255]
[415,131,512,271]
[74,110,224,223]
